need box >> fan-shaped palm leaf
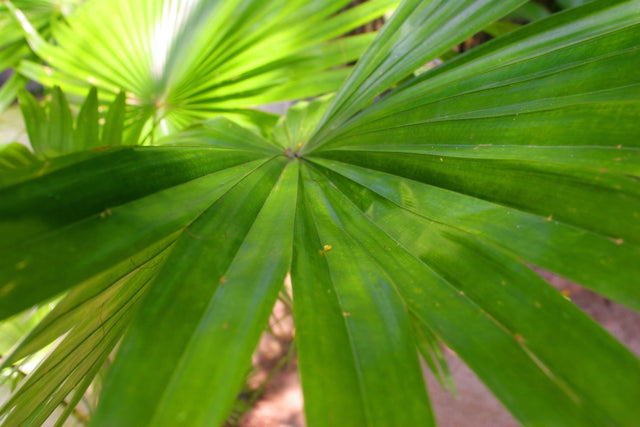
[1,0,639,426]
[6,0,396,142]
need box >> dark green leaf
[292,162,434,426]
[94,157,297,426]
[304,160,640,425]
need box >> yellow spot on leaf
[0,281,17,298]
[15,260,28,270]
[320,244,332,256]
[99,208,112,219]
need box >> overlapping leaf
[0,137,278,424]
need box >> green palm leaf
[6,0,395,141]
[0,0,85,111]
[1,0,639,426]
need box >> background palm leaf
[0,0,85,111]
[6,0,396,143]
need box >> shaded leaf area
[0,143,278,320]
[7,0,396,140]
[310,0,640,309]
[507,2,550,22]
[299,160,640,425]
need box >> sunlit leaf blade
[0,248,169,426]
[93,157,297,426]
[195,33,377,110]
[16,88,46,156]
[322,0,640,156]
[9,0,394,139]
[0,142,37,172]
[100,91,125,147]
[308,0,527,147]
[0,303,50,357]
[74,86,99,150]
[271,94,334,150]
[293,162,434,426]
[16,85,149,157]
[0,234,174,369]
[304,161,640,425]
[0,1,81,112]
[48,86,74,154]
[162,117,282,154]
[0,72,28,113]
[52,364,96,427]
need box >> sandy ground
[239,269,640,427]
